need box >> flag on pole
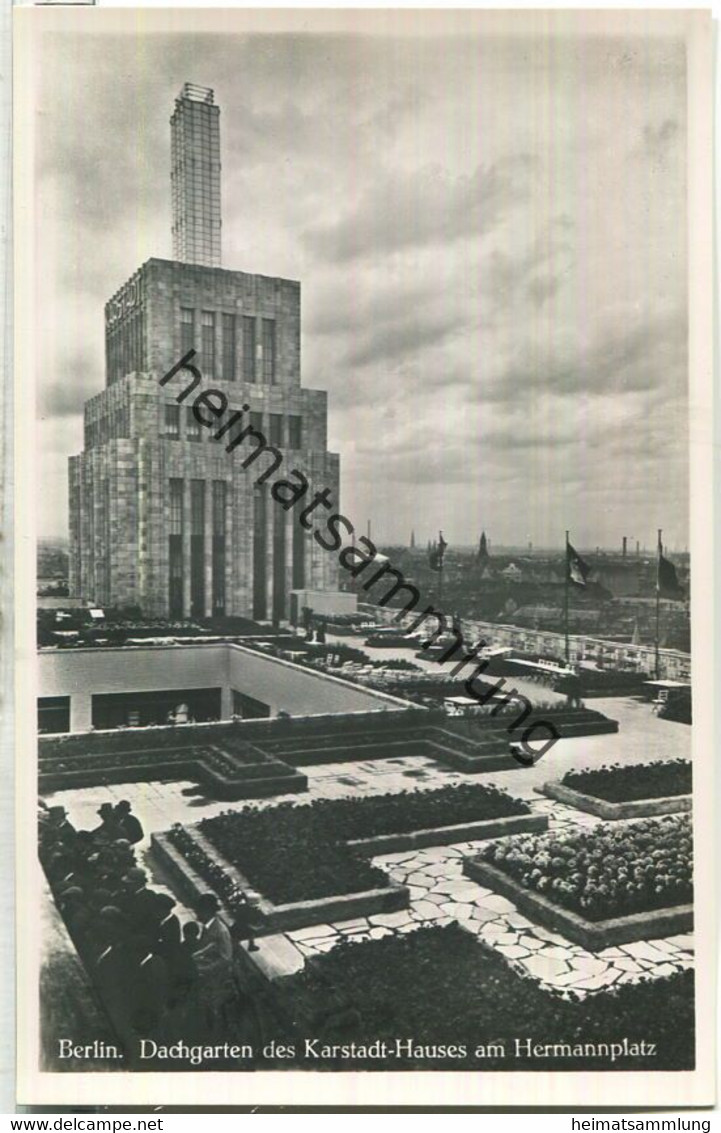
[429,532,447,572]
[657,534,683,598]
[566,541,590,587]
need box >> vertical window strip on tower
[269,413,284,447]
[186,405,201,440]
[253,486,267,620]
[190,479,206,619]
[222,313,236,381]
[180,306,195,357]
[272,499,287,622]
[288,415,303,449]
[242,316,256,382]
[164,403,180,438]
[212,480,226,616]
[168,479,184,618]
[262,318,276,383]
[201,310,215,377]
[292,506,306,590]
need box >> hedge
[271,924,694,1071]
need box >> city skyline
[35,22,689,550]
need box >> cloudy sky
[31,13,689,550]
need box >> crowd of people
[39,797,261,1054]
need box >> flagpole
[655,528,662,679]
[564,530,570,665]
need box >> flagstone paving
[279,804,694,998]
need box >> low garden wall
[39,745,308,801]
[346,812,547,855]
[541,780,692,821]
[463,857,693,951]
[158,783,537,931]
[152,828,409,933]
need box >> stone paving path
[253,796,694,996]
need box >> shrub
[561,760,691,803]
[273,924,694,1070]
[478,814,693,921]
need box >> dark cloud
[475,307,687,405]
[346,306,464,369]
[302,153,538,264]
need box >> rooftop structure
[170,82,222,267]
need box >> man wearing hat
[91,802,122,844]
[114,800,144,845]
[40,805,77,852]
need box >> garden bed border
[347,812,548,854]
[541,780,692,820]
[40,753,308,801]
[463,857,693,950]
[151,828,409,934]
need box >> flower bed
[168,784,535,907]
[473,815,692,922]
[154,827,407,932]
[270,924,694,1070]
[171,810,390,907]
[307,783,532,838]
[542,760,692,820]
[560,760,691,804]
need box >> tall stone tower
[69,86,340,621]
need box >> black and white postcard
[13,7,714,1108]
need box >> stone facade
[70,261,340,620]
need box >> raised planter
[426,740,516,774]
[152,828,409,934]
[541,780,692,820]
[39,744,308,801]
[463,857,693,951]
[347,812,547,855]
[285,737,431,767]
[40,760,307,801]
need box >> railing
[359,603,692,681]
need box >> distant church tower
[478,531,489,561]
[410,529,415,549]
